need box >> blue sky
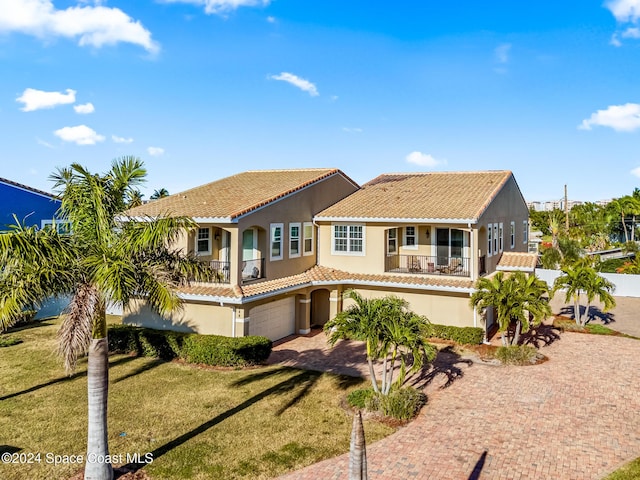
[2,1,640,203]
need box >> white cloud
[147,146,165,156]
[54,125,105,145]
[405,151,445,168]
[16,88,76,111]
[622,26,640,37]
[266,15,275,23]
[270,72,319,97]
[112,134,133,144]
[631,166,640,178]
[606,0,640,22]
[494,43,511,64]
[160,0,270,15]
[0,0,159,53]
[36,138,55,149]
[342,127,363,133]
[579,103,640,132]
[610,33,623,46]
[73,102,94,114]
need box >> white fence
[536,269,640,298]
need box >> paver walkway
[273,332,640,480]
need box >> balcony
[385,254,470,277]
[209,260,230,283]
[242,258,265,282]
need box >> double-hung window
[488,223,493,257]
[289,223,301,258]
[303,222,314,256]
[403,226,417,249]
[493,224,499,254]
[523,220,529,244]
[499,223,504,252]
[388,228,398,254]
[196,227,211,256]
[332,224,364,255]
[270,223,283,261]
[510,221,515,249]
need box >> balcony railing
[209,260,230,283]
[385,254,470,277]
[242,258,265,282]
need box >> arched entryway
[311,289,330,327]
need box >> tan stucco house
[123,168,536,341]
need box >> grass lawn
[0,320,394,480]
[605,458,640,480]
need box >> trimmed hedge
[424,324,484,345]
[108,324,272,367]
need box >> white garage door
[249,297,295,341]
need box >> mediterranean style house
[123,168,536,341]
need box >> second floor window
[303,222,314,255]
[196,227,211,255]
[289,223,300,258]
[388,228,397,254]
[510,221,515,248]
[271,223,283,261]
[333,224,364,254]
[488,223,493,256]
[404,226,417,249]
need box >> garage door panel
[249,298,295,341]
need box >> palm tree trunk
[84,337,113,480]
[501,331,507,346]
[582,301,590,326]
[367,357,379,394]
[632,215,636,242]
[622,212,629,243]
[349,410,367,480]
[385,352,397,395]
[573,296,580,326]
[512,321,522,346]
[381,356,388,394]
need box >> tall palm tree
[553,265,616,326]
[150,188,170,200]
[470,271,551,346]
[349,410,367,480]
[0,157,211,480]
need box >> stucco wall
[342,287,476,328]
[0,182,61,230]
[123,299,234,336]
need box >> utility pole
[564,184,569,233]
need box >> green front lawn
[0,320,393,480]
[605,458,640,480]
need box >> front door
[436,228,449,266]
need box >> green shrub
[108,325,272,367]
[495,345,538,365]
[368,387,426,421]
[424,324,484,345]
[180,334,272,367]
[347,388,376,409]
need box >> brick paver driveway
[274,332,640,480]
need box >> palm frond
[58,284,98,373]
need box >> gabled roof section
[315,170,513,223]
[125,169,355,221]
[496,252,538,272]
[0,177,59,202]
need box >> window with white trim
[403,226,417,249]
[289,223,301,258]
[523,220,529,244]
[41,219,71,235]
[270,223,283,260]
[303,222,314,256]
[332,224,364,255]
[510,221,515,249]
[488,223,493,256]
[493,224,498,253]
[196,227,211,256]
[499,222,504,252]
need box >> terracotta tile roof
[315,170,513,221]
[496,252,538,272]
[0,177,59,201]
[125,169,350,220]
[177,265,474,302]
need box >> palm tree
[324,290,435,394]
[0,157,211,480]
[553,265,616,326]
[150,188,170,200]
[470,271,551,346]
[349,410,367,480]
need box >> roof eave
[313,216,478,225]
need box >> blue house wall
[0,178,61,230]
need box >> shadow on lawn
[111,358,166,384]
[0,355,138,401]
[408,346,472,390]
[120,368,336,475]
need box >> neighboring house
[123,169,536,341]
[0,177,61,231]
